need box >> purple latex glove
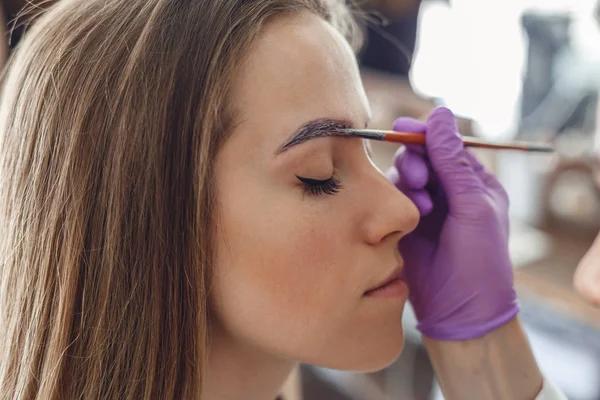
[386,107,518,340]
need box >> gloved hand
[386,107,518,340]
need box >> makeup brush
[342,129,554,153]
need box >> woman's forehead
[228,11,370,150]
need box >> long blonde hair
[0,0,359,398]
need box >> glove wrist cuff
[418,306,520,341]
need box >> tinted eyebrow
[274,118,353,156]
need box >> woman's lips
[364,266,408,298]
[364,278,408,298]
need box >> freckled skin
[210,12,419,371]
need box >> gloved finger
[392,148,444,206]
[425,108,482,207]
[386,165,412,193]
[385,165,400,187]
[392,118,427,158]
[392,117,427,135]
[464,149,484,172]
[386,164,433,215]
[388,164,434,217]
[394,147,429,190]
[391,143,425,170]
[463,151,510,235]
[464,150,509,206]
[405,188,434,216]
[405,144,426,156]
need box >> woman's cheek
[213,212,349,316]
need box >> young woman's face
[211,12,419,371]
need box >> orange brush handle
[383,132,553,153]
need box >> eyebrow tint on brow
[275,118,352,155]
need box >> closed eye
[296,175,342,196]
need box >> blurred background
[297,0,600,399]
[4,0,600,399]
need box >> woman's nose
[361,171,420,246]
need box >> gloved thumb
[425,108,482,207]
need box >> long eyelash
[296,176,342,196]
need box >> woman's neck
[203,324,296,400]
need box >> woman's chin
[308,330,405,373]
[351,334,405,373]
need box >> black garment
[358,2,422,78]
[3,2,24,50]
